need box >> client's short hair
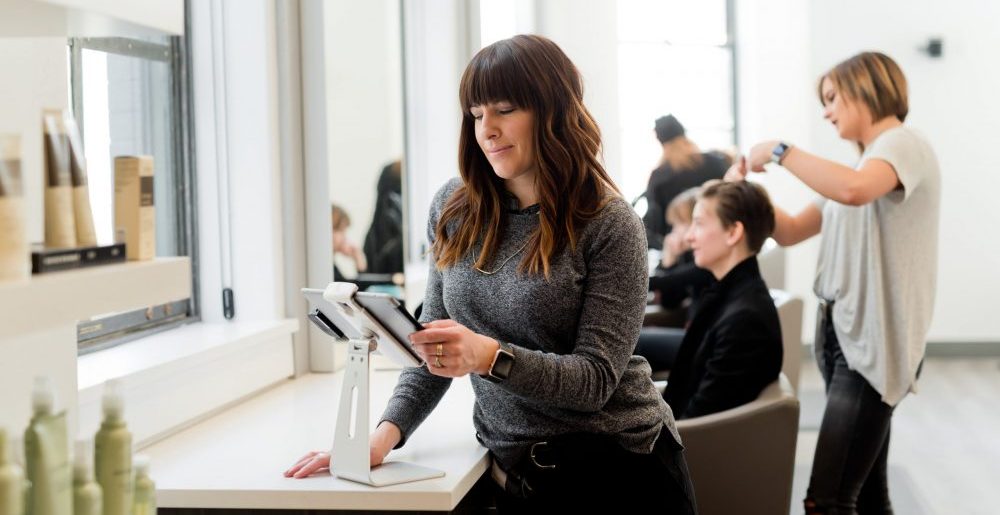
[699,180,775,254]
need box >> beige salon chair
[676,374,799,515]
[771,289,804,392]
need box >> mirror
[325,0,406,298]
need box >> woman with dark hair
[642,114,728,250]
[286,34,695,512]
[731,52,940,514]
[362,160,404,275]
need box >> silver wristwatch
[770,141,791,165]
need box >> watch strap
[484,341,515,383]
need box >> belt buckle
[529,441,557,469]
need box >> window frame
[616,0,740,200]
[68,30,200,354]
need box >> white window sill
[77,318,299,448]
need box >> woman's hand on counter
[284,421,401,478]
[284,450,331,478]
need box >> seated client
[662,180,783,419]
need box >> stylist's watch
[484,342,515,383]
[770,141,791,165]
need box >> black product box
[31,242,126,274]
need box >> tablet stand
[311,285,444,487]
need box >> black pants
[805,303,894,514]
[635,327,685,372]
[492,427,697,514]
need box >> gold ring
[434,356,443,368]
[436,343,444,357]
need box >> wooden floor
[792,357,1000,515]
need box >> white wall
[0,39,76,434]
[325,0,404,275]
[402,0,473,263]
[0,38,69,246]
[734,0,821,342]
[534,0,622,187]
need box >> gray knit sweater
[381,178,681,468]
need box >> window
[68,35,198,353]
[617,0,737,200]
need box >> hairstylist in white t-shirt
[727,51,940,515]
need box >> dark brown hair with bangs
[432,34,620,278]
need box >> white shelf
[0,257,191,341]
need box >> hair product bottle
[93,381,130,515]
[71,441,101,515]
[0,135,28,281]
[23,377,72,515]
[113,156,155,260]
[130,456,154,515]
[42,110,77,249]
[0,427,26,515]
[64,114,97,247]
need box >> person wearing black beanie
[642,114,728,250]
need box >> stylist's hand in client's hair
[410,320,501,378]
[724,155,749,182]
[284,421,400,478]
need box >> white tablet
[302,283,424,368]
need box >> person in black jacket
[363,160,405,275]
[662,180,783,419]
[642,115,728,250]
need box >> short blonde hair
[665,187,700,227]
[819,52,908,122]
[331,204,350,231]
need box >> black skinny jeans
[805,304,894,515]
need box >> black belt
[490,440,558,499]
[484,432,638,500]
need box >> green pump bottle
[24,376,72,515]
[130,456,155,515]
[93,381,131,515]
[71,440,101,515]
[0,427,26,515]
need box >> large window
[69,35,198,352]
[617,0,736,200]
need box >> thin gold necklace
[474,240,530,275]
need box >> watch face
[491,350,515,380]
[771,143,788,162]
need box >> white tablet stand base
[331,337,445,486]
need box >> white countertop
[142,369,489,511]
